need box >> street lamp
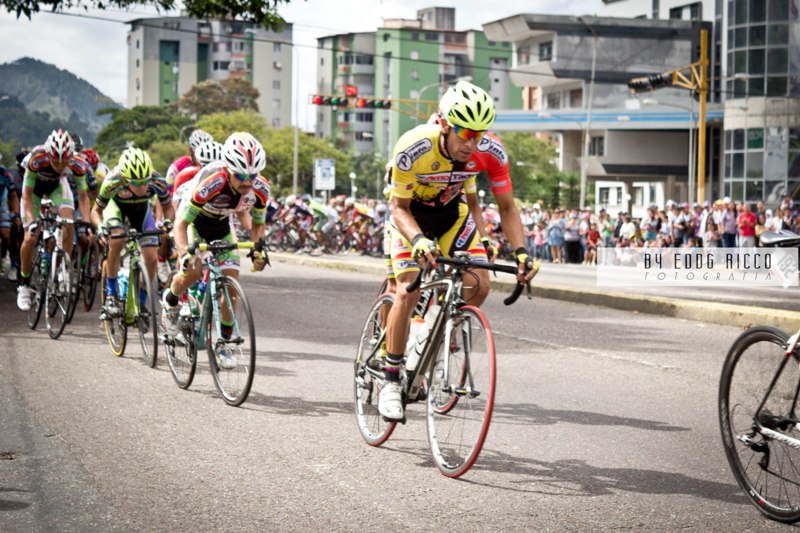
[415,75,472,124]
[349,172,357,201]
[576,16,597,211]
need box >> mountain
[0,57,121,146]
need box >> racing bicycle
[354,252,530,477]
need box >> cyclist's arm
[77,189,90,221]
[90,203,104,230]
[390,195,424,244]
[173,217,190,256]
[466,192,490,240]
[495,189,526,251]
[21,175,35,227]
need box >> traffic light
[354,98,392,109]
[330,96,349,107]
[627,72,671,93]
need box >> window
[272,98,280,110]
[355,112,374,123]
[136,39,140,49]
[412,32,419,41]
[225,42,232,52]
[425,32,438,41]
[410,51,419,60]
[669,6,683,18]
[690,3,701,19]
[273,80,281,90]
[569,88,583,108]
[355,55,373,65]
[233,40,245,52]
[539,41,553,61]
[599,188,610,204]
[272,118,280,127]
[355,131,372,141]
[273,42,282,53]
[135,59,139,67]
[545,92,561,109]
[135,78,140,90]
[411,70,419,80]
[589,136,605,156]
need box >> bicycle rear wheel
[45,249,72,340]
[426,305,496,478]
[100,261,127,357]
[134,263,158,368]
[83,241,100,311]
[166,319,197,389]
[206,276,256,406]
[354,294,397,446]
[719,326,800,523]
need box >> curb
[268,252,800,332]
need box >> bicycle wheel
[426,305,496,478]
[206,276,256,406]
[354,294,397,446]
[133,263,158,368]
[83,241,100,311]
[45,249,72,340]
[719,326,800,523]
[65,247,81,324]
[100,261,127,357]
[27,250,45,330]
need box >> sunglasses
[128,179,150,187]
[451,124,485,142]
[232,172,258,182]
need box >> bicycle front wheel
[719,326,800,523]
[83,241,100,311]
[27,251,45,330]
[427,305,496,478]
[65,248,81,324]
[100,261,127,357]
[206,276,256,406]
[45,249,72,340]
[134,263,158,368]
[354,294,397,446]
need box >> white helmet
[284,194,296,206]
[194,141,223,166]
[344,197,355,208]
[188,129,214,151]
[222,132,266,175]
[45,129,74,164]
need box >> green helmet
[441,80,495,131]
[118,147,153,183]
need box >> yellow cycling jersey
[390,124,477,207]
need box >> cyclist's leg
[102,200,127,299]
[438,202,490,306]
[166,223,203,301]
[18,192,42,288]
[131,205,160,284]
[0,187,11,272]
[214,233,241,340]
[54,177,76,257]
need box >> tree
[494,132,560,204]
[178,79,260,117]
[94,105,192,164]
[6,0,294,30]
[350,151,389,200]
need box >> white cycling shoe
[16,286,32,311]
[378,381,404,420]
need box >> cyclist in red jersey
[165,129,214,194]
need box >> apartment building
[127,16,293,128]
[315,7,522,156]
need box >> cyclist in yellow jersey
[378,81,536,420]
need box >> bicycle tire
[134,263,159,368]
[65,247,81,324]
[83,241,100,311]
[26,250,45,330]
[45,249,72,340]
[719,325,800,523]
[426,305,496,478]
[206,276,256,406]
[354,294,397,447]
[100,261,127,357]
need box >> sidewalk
[266,251,800,332]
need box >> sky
[0,0,597,131]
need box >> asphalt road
[0,262,793,531]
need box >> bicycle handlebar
[108,228,168,241]
[406,256,531,305]
[187,237,268,258]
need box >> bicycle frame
[122,239,144,326]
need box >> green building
[315,7,522,158]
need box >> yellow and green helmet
[118,147,153,184]
[440,80,496,131]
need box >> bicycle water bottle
[118,270,129,299]
[405,315,427,372]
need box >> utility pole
[578,17,597,211]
